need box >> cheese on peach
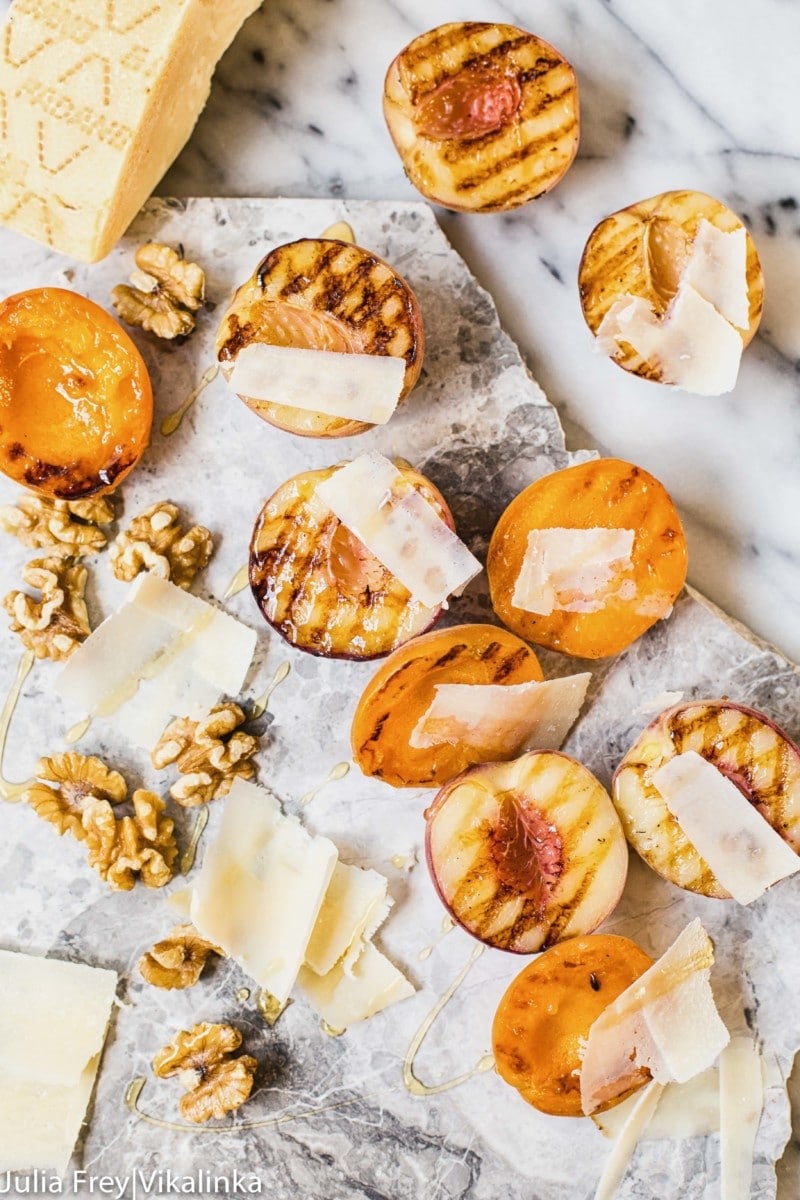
[512,526,635,615]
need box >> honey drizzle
[0,650,35,802]
[251,661,291,719]
[223,563,249,601]
[299,760,350,807]
[403,944,494,1096]
[179,806,209,875]
[64,715,92,744]
[418,916,455,961]
[160,364,219,437]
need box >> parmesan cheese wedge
[0,950,117,1172]
[652,750,800,904]
[682,220,749,329]
[408,674,591,753]
[512,527,635,615]
[297,940,415,1031]
[719,1036,764,1200]
[581,919,729,1115]
[56,574,256,750]
[315,453,482,608]
[229,343,407,425]
[304,861,392,977]
[0,0,262,261]
[592,1081,664,1200]
[190,778,338,1004]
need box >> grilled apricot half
[216,238,424,438]
[249,460,452,659]
[0,288,152,499]
[383,22,579,213]
[492,934,653,1116]
[352,623,545,788]
[487,459,687,659]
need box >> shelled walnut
[0,494,115,556]
[3,556,91,660]
[83,789,177,891]
[112,243,205,340]
[109,501,213,590]
[139,925,224,990]
[151,703,259,806]
[153,1022,257,1124]
[24,753,127,841]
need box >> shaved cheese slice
[593,1081,664,1200]
[0,1055,100,1173]
[408,673,590,752]
[581,920,729,1115]
[683,220,749,329]
[304,862,391,977]
[652,750,800,904]
[720,1037,763,1200]
[56,574,256,750]
[315,452,481,608]
[594,1067,720,1141]
[229,343,406,424]
[191,778,337,1003]
[297,940,414,1030]
[512,527,635,615]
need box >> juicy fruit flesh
[416,68,522,140]
[0,288,152,497]
[425,751,628,953]
[492,934,654,1116]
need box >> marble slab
[0,198,798,1199]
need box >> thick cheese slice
[408,674,590,753]
[191,778,337,1003]
[592,1081,664,1200]
[0,0,262,261]
[56,574,256,750]
[652,750,800,904]
[512,527,635,615]
[581,919,729,1115]
[304,861,391,977]
[682,220,749,329]
[297,940,415,1031]
[719,1036,763,1200]
[0,951,116,1173]
[229,343,406,425]
[314,452,481,609]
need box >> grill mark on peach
[451,121,577,194]
[440,86,575,166]
[401,27,528,95]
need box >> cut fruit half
[424,750,628,953]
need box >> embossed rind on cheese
[0,0,262,261]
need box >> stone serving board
[0,198,797,1199]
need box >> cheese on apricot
[511,526,635,615]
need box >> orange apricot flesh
[487,458,687,658]
[0,288,152,499]
[492,934,653,1116]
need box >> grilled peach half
[216,237,424,438]
[0,288,152,499]
[487,458,687,659]
[492,934,653,1116]
[424,750,628,953]
[249,460,452,659]
[613,700,800,897]
[383,22,579,213]
[579,190,763,387]
[352,623,545,788]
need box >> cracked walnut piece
[0,494,115,557]
[24,752,127,841]
[153,1023,257,1124]
[151,703,259,806]
[109,502,213,591]
[112,243,205,340]
[83,789,177,891]
[139,925,224,990]
[3,556,91,660]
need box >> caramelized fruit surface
[487,458,687,658]
[492,934,653,1115]
[0,288,152,498]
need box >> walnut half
[109,502,213,591]
[0,494,115,557]
[139,925,224,990]
[112,243,205,340]
[83,789,177,891]
[151,703,259,806]
[153,1022,257,1124]
[3,556,91,660]
[24,752,127,841]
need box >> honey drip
[223,563,249,601]
[235,987,251,1003]
[160,363,219,437]
[403,944,494,1096]
[299,761,350,808]
[64,715,92,744]
[125,1075,373,1132]
[320,220,355,243]
[251,661,291,719]
[0,650,35,802]
[418,916,455,961]
[320,1020,346,1037]
[179,806,209,875]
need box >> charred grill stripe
[493,646,531,681]
[439,87,575,166]
[451,120,577,193]
[432,643,469,669]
